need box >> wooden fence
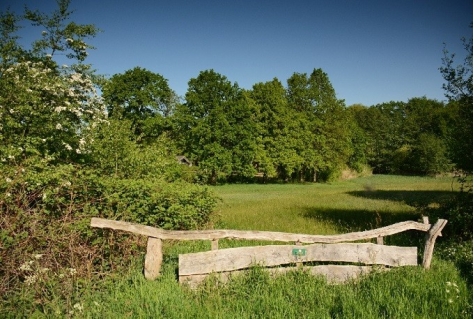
[90,217,447,287]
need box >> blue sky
[2,0,472,106]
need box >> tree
[346,104,369,173]
[0,0,105,164]
[440,33,473,173]
[24,0,98,63]
[250,78,296,180]
[174,70,258,183]
[102,67,177,138]
[287,69,352,181]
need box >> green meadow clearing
[213,174,456,233]
[6,175,472,318]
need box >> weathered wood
[376,236,384,245]
[91,218,431,243]
[422,216,429,224]
[144,237,162,280]
[422,219,448,269]
[179,243,417,276]
[179,265,382,288]
[91,217,447,283]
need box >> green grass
[5,175,472,318]
[212,175,456,234]
[71,259,470,319]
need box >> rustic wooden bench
[90,217,447,287]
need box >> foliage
[86,117,187,181]
[352,98,454,175]
[0,60,106,164]
[101,178,218,229]
[0,161,218,303]
[0,2,219,314]
[102,67,178,139]
[439,33,473,174]
[174,70,258,183]
[250,78,293,180]
[24,0,98,62]
[286,69,353,181]
[0,0,106,165]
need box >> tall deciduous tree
[250,78,297,180]
[174,70,257,183]
[102,67,175,122]
[440,33,473,173]
[287,68,352,181]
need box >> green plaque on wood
[292,248,306,256]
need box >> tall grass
[5,175,472,318]
[62,259,471,318]
[213,175,456,234]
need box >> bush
[101,178,218,229]
[428,182,472,242]
[437,241,473,288]
[0,161,218,310]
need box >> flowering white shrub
[0,59,106,162]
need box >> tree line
[101,65,471,184]
[0,0,471,187]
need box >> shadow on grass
[347,190,455,208]
[302,207,427,248]
[302,207,418,232]
[302,189,456,247]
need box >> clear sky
[2,0,472,106]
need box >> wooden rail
[90,217,447,285]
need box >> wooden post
[376,236,384,245]
[422,216,429,225]
[422,219,447,269]
[211,239,219,250]
[144,237,163,280]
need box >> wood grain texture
[91,217,431,243]
[144,237,162,280]
[179,265,385,288]
[179,243,417,276]
[422,219,448,269]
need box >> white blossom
[25,274,37,285]
[73,303,83,312]
[19,261,33,271]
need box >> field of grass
[213,175,457,234]
[6,175,472,318]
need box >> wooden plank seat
[90,217,447,287]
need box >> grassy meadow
[213,174,457,233]
[7,175,472,318]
